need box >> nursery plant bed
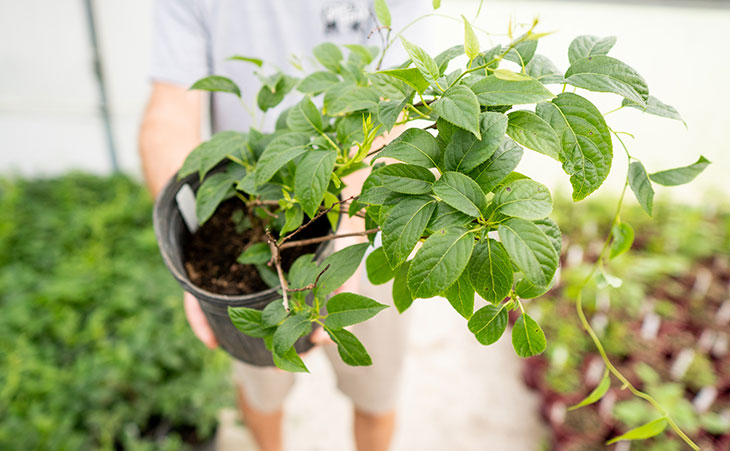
[523,201,730,449]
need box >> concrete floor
[216,297,547,451]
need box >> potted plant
[153,1,710,446]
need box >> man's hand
[184,291,219,349]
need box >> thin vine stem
[570,142,699,449]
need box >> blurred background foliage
[526,195,730,450]
[0,174,232,450]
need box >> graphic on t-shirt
[321,1,370,37]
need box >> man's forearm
[139,83,203,198]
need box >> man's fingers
[184,292,219,349]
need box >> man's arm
[139,82,203,198]
[139,81,219,348]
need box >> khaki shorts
[232,273,407,414]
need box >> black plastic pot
[153,168,332,366]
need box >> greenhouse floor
[216,295,547,451]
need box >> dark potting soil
[183,199,331,295]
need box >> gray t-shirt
[150,0,425,133]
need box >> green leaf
[492,69,533,82]
[392,261,413,313]
[288,253,318,289]
[461,15,480,60]
[498,218,559,287]
[324,292,388,329]
[272,345,309,373]
[426,202,473,233]
[432,0,441,8]
[324,326,372,366]
[649,155,710,186]
[294,150,336,218]
[369,72,412,99]
[381,196,437,268]
[255,133,309,186]
[345,44,378,66]
[273,311,312,355]
[315,243,370,295]
[280,203,303,236]
[444,112,507,173]
[468,304,508,345]
[373,128,440,169]
[470,75,554,106]
[468,238,513,304]
[376,68,430,94]
[525,55,564,84]
[264,336,309,373]
[297,71,341,94]
[515,275,555,299]
[628,161,654,217]
[534,217,562,254]
[377,97,409,132]
[444,273,475,319]
[190,75,241,97]
[261,300,288,327]
[606,417,667,445]
[621,95,685,125]
[228,306,275,338]
[400,37,441,86]
[366,247,397,285]
[256,264,281,288]
[357,173,399,206]
[324,84,379,116]
[504,38,537,67]
[313,43,343,73]
[493,178,552,220]
[257,74,298,111]
[565,55,649,106]
[610,222,634,259]
[434,45,464,73]
[286,97,323,133]
[432,172,487,218]
[179,131,250,180]
[569,369,611,410]
[375,164,435,194]
[568,35,616,65]
[512,313,546,357]
[374,0,391,27]
[195,172,234,224]
[536,93,613,201]
[228,55,264,67]
[432,86,482,139]
[238,242,271,265]
[468,138,524,193]
[407,228,474,299]
[506,111,561,161]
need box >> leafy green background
[528,195,730,448]
[0,174,232,450]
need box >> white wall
[1,0,728,204]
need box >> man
[138,1,423,450]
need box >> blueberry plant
[179,1,708,447]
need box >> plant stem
[265,229,290,312]
[572,176,699,450]
[406,104,430,119]
[279,228,379,250]
[278,195,356,245]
